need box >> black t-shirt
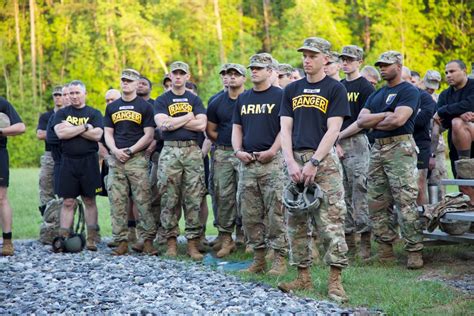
[53,105,104,157]
[413,88,436,147]
[364,81,420,139]
[104,97,156,149]
[0,97,23,148]
[154,90,206,141]
[280,76,350,150]
[46,114,60,145]
[208,90,225,106]
[233,86,282,152]
[37,109,54,151]
[207,91,239,146]
[340,76,375,131]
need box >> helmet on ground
[283,182,323,211]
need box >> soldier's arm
[338,121,363,140]
[54,122,85,140]
[231,123,254,164]
[129,127,154,154]
[155,112,193,131]
[375,106,413,130]
[206,121,219,143]
[36,129,46,140]
[281,116,302,183]
[1,122,26,137]
[80,125,103,142]
[311,116,343,162]
[183,114,207,132]
[98,142,109,160]
[357,108,387,129]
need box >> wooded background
[0,0,472,167]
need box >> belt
[293,150,314,164]
[215,145,233,151]
[164,140,198,147]
[375,134,413,146]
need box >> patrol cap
[219,63,230,75]
[278,64,294,75]
[375,51,403,66]
[162,74,171,85]
[340,45,363,60]
[327,51,340,63]
[226,63,246,76]
[169,61,189,74]
[423,70,442,90]
[52,86,63,96]
[297,37,331,54]
[248,53,274,68]
[121,68,141,81]
[270,56,279,70]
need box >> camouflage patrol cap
[52,86,63,96]
[162,73,171,84]
[340,45,364,60]
[226,63,246,76]
[248,53,274,68]
[0,113,11,128]
[219,63,230,75]
[278,64,294,75]
[375,51,403,66]
[169,61,190,74]
[423,70,442,90]
[297,37,331,54]
[121,68,141,81]
[327,51,340,63]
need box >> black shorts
[57,154,101,198]
[0,148,9,187]
[417,145,430,170]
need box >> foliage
[0,0,472,167]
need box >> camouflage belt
[374,134,412,146]
[164,140,198,147]
[215,145,233,151]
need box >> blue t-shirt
[0,97,23,148]
[233,86,282,152]
[154,90,206,141]
[280,76,350,150]
[207,91,240,146]
[364,81,420,139]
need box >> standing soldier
[104,69,158,256]
[277,64,295,89]
[154,61,207,260]
[324,51,341,81]
[137,76,154,104]
[53,80,103,252]
[0,97,26,256]
[357,51,424,269]
[278,37,350,303]
[336,45,375,259]
[206,64,246,258]
[232,54,288,275]
[37,86,63,215]
[361,66,381,88]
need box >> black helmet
[283,182,323,211]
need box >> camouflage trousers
[368,136,424,252]
[212,148,240,234]
[208,145,218,226]
[339,133,371,234]
[428,139,448,201]
[239,153,287,255]
[157,143,205,240]
[39,151,55,206]
[286,149,348,268]
[149,151,161,229]
[106,152,156,242]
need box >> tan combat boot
[360,232,372,260]
[235,226,245,247]
[143,239,158,256]
[86,226,98,251]
[131,240,144,253]
[111,241,128,256]
[369,242,396,264]
[95,225,102,243]
[278,267,313,293]
[345,233,356,257]
[216,233,235,258]
[2,239,14,256]
[328,266,348,303]
[165,237,178,257]
[211,232,224,251]
[187,238,204,260]
[265,248,275,261]
[267,252,287,276]
[107,240,119,248]
[407,251,423,269]
[243,248,266,273]
[128,227,138,245]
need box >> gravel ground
[0,240,351,314]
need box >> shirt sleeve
[232,96,243,125]
[395,85,420,112]
[52,108,66,126]
[0,98,22,125]
[37,112,49,131]
[90,109,104,129]
[142,104,156,128]
[154,96,168,115]
[103,106,113,128]
[279,84,294,118]
[327,83,350,118]
[415,91,436,129]
[206,99,219,124]
[437,95,474,118]
[192,96,207,115]
[359,81,376,113]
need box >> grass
[6,168,474,315]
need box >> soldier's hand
[302,162,317,187]
[433,112,442,126]
[460,111,474,122]
[335,143,345,160]
[429,156,436,170]
[236,151,255,164]
[113,148,131,163]
[287,160,302,184]
[253,150,274,164]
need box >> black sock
[128,220,136,228]
[3,232,12,240]
[457,150,471,160]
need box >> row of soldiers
[1,35,472,304]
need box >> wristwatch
[233,149,241,156]
[84,124,90,132]
[431,153,436,158]
[125,148,133,156]
[310,157,320,167]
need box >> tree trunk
[13,0,24,101]
[3,65,11,101]
[213,0,225,63]
[262,0,271,52]
[29,0,38,107]
[239,2,244,63]
[362,0,371,51]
